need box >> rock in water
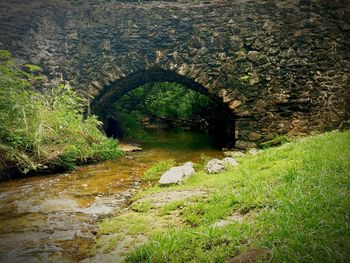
[223,157,238,167]
[205,159,225,174]
[159,162,195,186]
[119,143,142,153]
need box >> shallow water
[0,130,222,262]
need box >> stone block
[159,162,195,186]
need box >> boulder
[235,140,257,150]
[205,159,225,174]
[205,157,239,174]
[247,132,262,141]
[159,162,195,186]
[119,143,142,153]
[223,157,238,167]
[339,120,350,131]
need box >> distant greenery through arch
[107,82,229,145]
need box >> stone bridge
[1,0,349,148]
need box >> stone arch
[1,0,349,149]
[91,67,236,148]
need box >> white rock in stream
[159,162,195,186]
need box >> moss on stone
[259,135,291,148]
[240,75,249,82]
[0,50,11,61]
[23,64,42,72]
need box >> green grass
[94,131,350,262]
[94,211,180,255]
[127,225,251,263]
[131,200,154,213]
[141,159,175,181]
[159,199,187,216]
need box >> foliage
[94,131,350,262]
[112,82,217,138]
[114,110,147,139]
[141,159,175,181]
[0,51,122,176]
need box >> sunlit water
[0,130,222,263]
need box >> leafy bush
[0,50,122,176]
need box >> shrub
[0,51,122,176]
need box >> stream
[0,130,223,263]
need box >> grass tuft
[131,200,154,213]
[141,159,175,181]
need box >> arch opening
[91,69,236,149]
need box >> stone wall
[0,0,349,148]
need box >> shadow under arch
[91,68,236,148]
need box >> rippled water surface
[0,130,223,262]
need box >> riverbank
[88,130,350,262]
[0,50,123,178]
[0,129,222,262]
